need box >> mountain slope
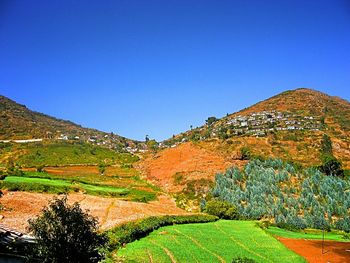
[0,95,141,150]
[141,88,350,194]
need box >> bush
[205,199,238,219]
[232,257,256,263]
[107,214,218,250]
[36,165,45,173]
[319,154,344,177]
[26,196,107,263]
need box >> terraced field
[1,166,159,201]
[116,220,305,263]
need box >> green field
[115,220,305,263]
[265,226,350,242]
[1,174,157,201]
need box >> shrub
[26,196,107,263]
[232,257,256,263]
[240,147,251,160]
[36,165,45,173]
[319,154,344,177]
[205,199,238,219]
[107,214,218,250]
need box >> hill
[140,88,350,196]
[0,95,143,152]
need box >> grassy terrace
[1,169,158,202]
[115,220,305,263]
[265,226,350,242]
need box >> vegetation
[0,141,139,167]
[114,220,305,262]
[265,226,350,242]
[204,199,238,219]
[208,159,350,232]
[0,169,157,201]
[319,134,344,177]
[26,196,108,263]
[106,214,218,250]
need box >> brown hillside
[143,88,350,193]
[139,142,246,192]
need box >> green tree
[240,147,251,160]
[27,196,107,263]
[205,116,218,126]
[98,163,106,176]
[320,134,333,155]
[320,154,344,177]
[205,199,238,219]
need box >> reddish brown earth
[0,191,188,233]
[278,237,350,263]
[139,142,244,192]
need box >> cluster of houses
[215,110,322,137]
[162,110,324,148]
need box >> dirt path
[0,191,188,232]
[277,237,350,263]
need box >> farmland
[115,220,305,263]
[1,166,159,202]
[265,226,349,242]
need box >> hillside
[141,88,350,194]
[0,95,143,152]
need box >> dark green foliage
[319,134,344,177]
[98,163,106,176]
[240,147,251,160]
[36,165,45,173]
[107,214,218,250]
[210,159,350,231]
[205,116,218,126]
[27,196,107,263]
[320,134,333,155]
[319,154,344,177]
[232,257,256,263]
[205,199,238,219]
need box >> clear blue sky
[0,0,349,141]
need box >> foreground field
[116,220,305,263]
[0,191,188,232]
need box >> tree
[320,134,333,155]
[98,163,106,176]
[145,135,149,142]
[319,154,344,177]
[27,196,107,263]
[240,147,251,160]
[205,116,218,126]
[205,199,238,219]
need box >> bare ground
[278,237,350,263]
[0,191,188,233]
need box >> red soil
[139,142,240,192]
[0,191,188,233]
[278,237,350,263]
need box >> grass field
[115,220,305,263]
[265,226,350,242]
[1,168,158,201]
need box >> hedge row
[106,214,218,249]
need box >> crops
[210,159,350,232]
[114,220,305,263]
[1,170,157,201]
